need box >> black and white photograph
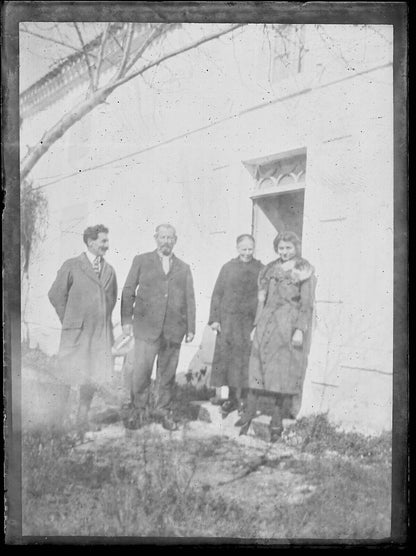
[3,1,408,545]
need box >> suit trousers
[131,335,181,414]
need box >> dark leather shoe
[88,423,102,432]
[221,399,238,417]
[234,412,255,427]
[270,426,283,443]
[121,404,145,430]
[237,401,246,415]
[210,396,225,406]
[162,414,179,431]
[150,408,168,422]
[239,421,252,436]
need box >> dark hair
[83,224,109,246]
[273,231,301,255]
[236,234,255,245]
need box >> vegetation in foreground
[282,413,392,463]
[22,418,391,539]
[20,346,391,539]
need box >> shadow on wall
[181,325,217,389]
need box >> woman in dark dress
[208,235,264,415]
[236,231,316,442]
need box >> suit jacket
[48,253,117,385]
[121,250,196,344]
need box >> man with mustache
[48,224,118,435]
[121,224,196,431]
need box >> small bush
[21,180,48,275]
[282,413,392,461]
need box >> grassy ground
[22,427,258,537]
[21,411,392,539]
[282,413,392,462]
[21,346,392,540]
[22,424,391,539]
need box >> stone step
[251,415,272,442]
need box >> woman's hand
[292,329,303,347]
[210,322,221,333]
[250,327,256,342]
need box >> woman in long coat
[236,231,316,441]
[208,235,263,415]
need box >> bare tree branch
[367,24,393,45]
[124,24,167,74]
[21,24,245,181]
[109,24,244,92]
[94,23,110,90]
[111,23,135,83]
[73,22,95,92]
[21,87,111,181]
[20,27,95,56]
[111,32,124,53]
[315,24,352,69]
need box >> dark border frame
[2,1,408,546]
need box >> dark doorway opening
[252,189,305,262]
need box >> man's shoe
[234,412,255,427]
[221,399,238,417]
[71,425,87,445]
[149,408,167,422]
[121,404,145,430]
[237,400,246,416]
[270,426,283,443]
[88,422,102,432]
[210,396,225,406]
[239,421,252,436]
[162,414,179,431]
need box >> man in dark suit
[48,224,117,433]
[121,224,196,431]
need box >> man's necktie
[93,256,101,275]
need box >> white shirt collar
[157,251,173,260]
[85,251,101,265]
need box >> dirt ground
[21,404,392,540]
[19,353,392,541]
[79,419,316,522]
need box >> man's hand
[210,322,221,333]
[122,324,133,337]
[185,332,195,343]
[292,329,303,347]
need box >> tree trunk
[21,86,113,181]
[20,24,243,181]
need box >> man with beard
[48,224,117,435]
[121,224,195,431]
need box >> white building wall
[20,25,393,434]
